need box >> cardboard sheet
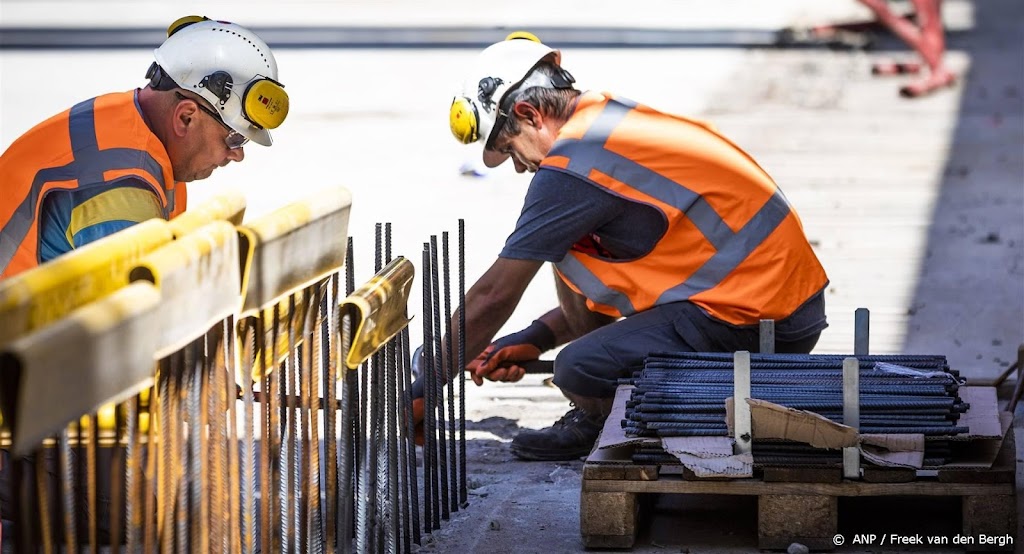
[597,385,659,450]
[661,436,754,478]
[860,433,926,468]
[726,398,859,449]
[957,386,1002,438]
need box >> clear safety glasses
[175,91,250,150]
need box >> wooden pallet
[580,432,1017,551]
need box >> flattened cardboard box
[593,384,1007,475]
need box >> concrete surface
[0,0,1021,552]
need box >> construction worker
[0,15,287,546]
[445,38,830,461]
[0,15,289,279]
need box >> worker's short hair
[496,62,581,139]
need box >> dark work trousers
[552,294,826,399]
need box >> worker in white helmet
[0,15,287,547]
[442,37,829,461]
[0,15,289,279]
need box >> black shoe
[510,405,603,461]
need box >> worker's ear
[171,98,199,138]
[512,101,541,127]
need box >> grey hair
[496,62,581,139]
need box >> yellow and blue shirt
[37,180,164,263]
[0,90,185,279]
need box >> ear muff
[504,30,541,43]
[167,15,210,37]
[242,78,289,130]
[449,97,480,144]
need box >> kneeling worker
[443,38,830,461]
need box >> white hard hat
[149,16,288,146]
[449,37,573,168]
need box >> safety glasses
[175,91,249,150]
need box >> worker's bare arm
[447,257,544,377]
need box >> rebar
[385,223,401,554]
[457,219,468,507]
[58,428,78,553]
[442,232,458,515]
[323,275,339,554]
[400,328,422,546]
[430,236,451,522]
[421,242,437,533]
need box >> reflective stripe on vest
[0,97,173,274]
[552,97,793,317]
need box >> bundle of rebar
[621,352,968,467]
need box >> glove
[466,320,556,386]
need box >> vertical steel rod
[430,237,451,522]
[442,232,458,514]
[458,219,467,506]
[421,243,436,533]
[124,398,139,553]
[59,428,78,553]
[323,275,339,554]
[400,328,421,546]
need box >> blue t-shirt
[499,167,667,262]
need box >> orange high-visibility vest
[546,92,827,326]
[0,90,186,279]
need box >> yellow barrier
[0,219,171,347]
[130,220,241,359]
[238,187,352,316]
[167,188,247,238]
[0,186,441,554]
[0,282,161,454]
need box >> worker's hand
[465,320,556,385]
[465,344,536,384]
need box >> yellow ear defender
[242,78,289,130]
[449,97,480,144]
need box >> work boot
[510,405,603,461]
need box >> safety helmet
[449,36,574,168]
[148,16,288,146]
